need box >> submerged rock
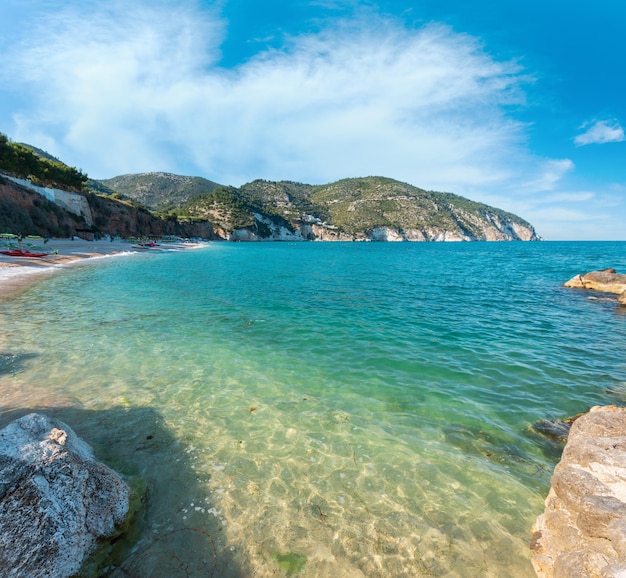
[0,413,130,577]
[564,268,626,297]
[531,414,584,444]
[531,406,626,577]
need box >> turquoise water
[1,241,626,577]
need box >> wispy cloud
[515,159,575,193]
[1,1,542,191]
[574,119,625,146]
[539,191,595,203]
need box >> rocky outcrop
[532,414,584,444]
[3,175,94,225]
[564,269,626,305]
[227,218,537,242]
[531,406,626,577]
[0,413,130,578]
[1,174,216,239]
[564,268,626,306]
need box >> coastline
[0,238,205,300]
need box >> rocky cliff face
[531,406,626,577]
[4,175,94,225]
[223,217,538,242]
[0,177,80,237]
[87,192,216,239]
[0,175,216,239]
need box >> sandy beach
[0,238,203,299]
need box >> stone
[564,268,626,295]
[0,413,130,577]
[532,415,583,443]
[531,406,626,577]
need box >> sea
[1,241,626,577]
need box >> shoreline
[0,238,206,299]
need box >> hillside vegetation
[307,177,530,236]
[96,173,221,212]
[0,132,539,241]
[95,173,539,241]
[0,133,87,191]
[236,177,538,240]
[100,173,537,240]
[0,134,216,238]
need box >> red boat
[0,249,48,258]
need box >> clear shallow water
[1,241,626,576]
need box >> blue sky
[0,0,624,240]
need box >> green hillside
[1,133,539,241]
[98,172,538,240]
[0,132,87,191]
[178,186,256,230]
[237,176,535,238]
[307,177,532,236]
[96,172,221,212]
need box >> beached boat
[132,240,160,249]
[0,249,48,258]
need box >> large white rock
[531,406,626,577]
[0,413,130,577]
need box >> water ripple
[1,241,625,576]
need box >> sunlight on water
[1,242,626,576]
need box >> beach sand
[0,238,202,300]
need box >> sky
[0,0,624,240]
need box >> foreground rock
[0,413,130,577]
[564,268,626,304]
[531,406,626,577]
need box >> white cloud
[494,195,622,240]
[1,2,538,191]
[540,191,595,203]
[6,1,618,240]
[527,210,626,241]
[514,159,575,193]
[574,119,625,146]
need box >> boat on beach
[1,233,50,257]
[132,240,161,250]
[0,249,49,258]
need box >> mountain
[17,143,65,164]
[99,173,539,241]
[2,132,539,242]
[94,173,221,212]
[0,134,216,239]
[238,177,539,241]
